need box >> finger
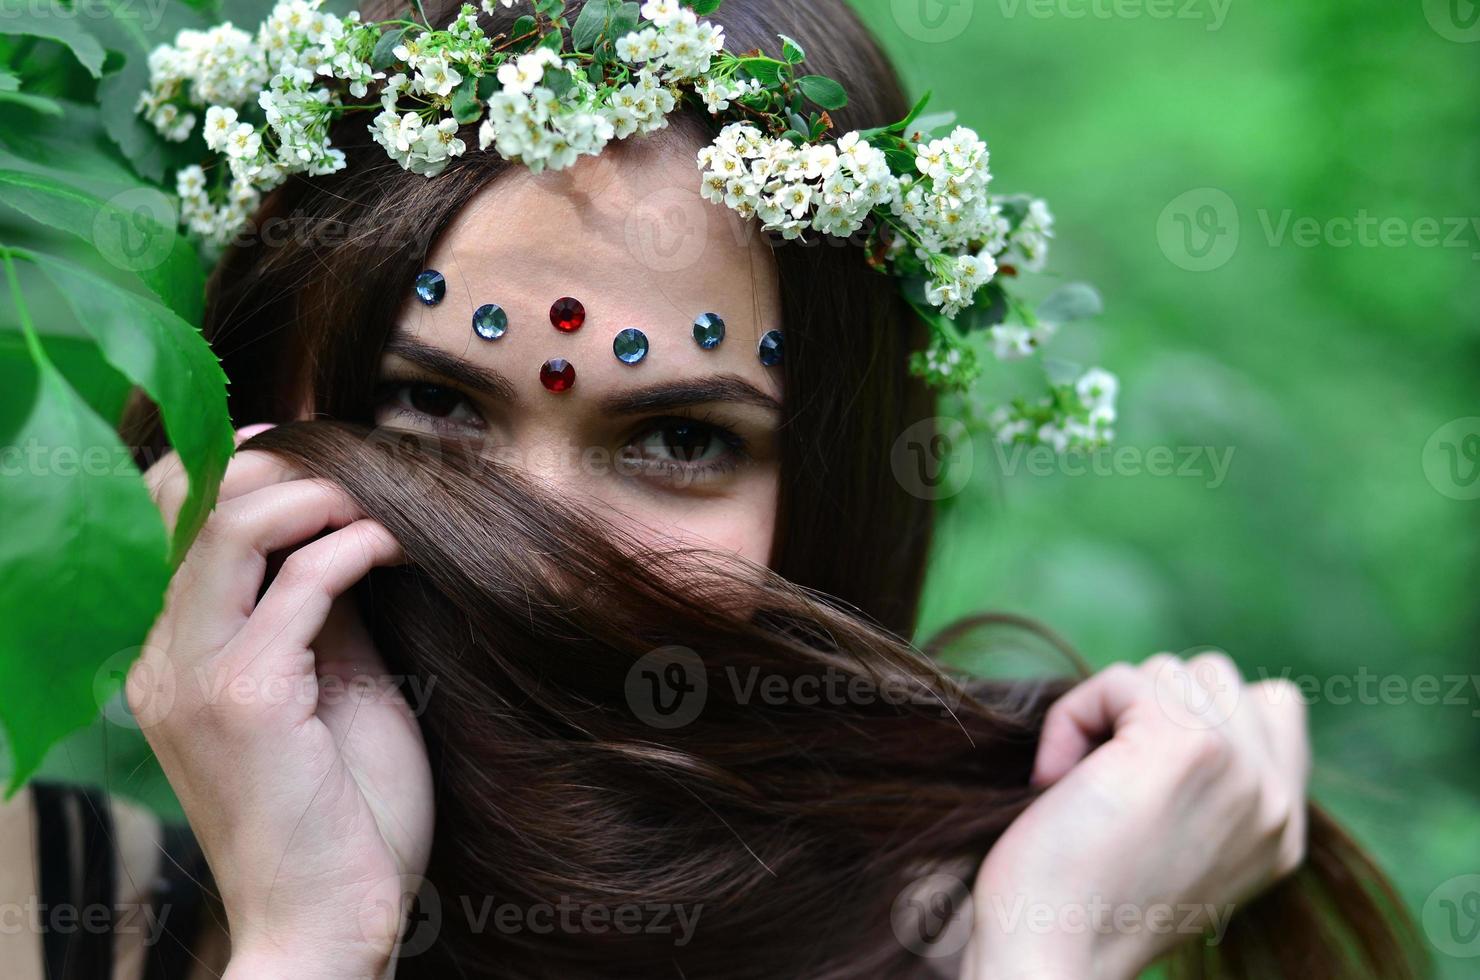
[143,448,188,530]
[1247,679,1311,783]
[226,521,405,693]
[1247,678,1312,872]
[1032,662,1151,787]
[169,480,367,648]
[145,425,288,535]
[217,450,302,503]
[314,598,414,744]
[1177,651,1246,735]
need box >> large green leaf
[0,100,140,184]
[0,169,204,323]
[0,327,134,424]
[0,259,171,791]
[17,249,231,563]
[0,88,62,115]
[0,0,107,77]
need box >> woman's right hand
[129,426,435,980]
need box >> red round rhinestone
[540,358,576,393]
[549,296,585,333]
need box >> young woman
[0,0,1421,977]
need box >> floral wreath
[137,0,1118,450]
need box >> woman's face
[373,131,784,565]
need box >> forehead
[395,132,784,406]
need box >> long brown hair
[125,0,1425,976]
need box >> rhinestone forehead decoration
[472,303,508,340]
[757,330,783,367]
[550,297,586,333]
[414,270,445,306]
[540,358,576,393]
[692,312,725,350]
[613,328,649,365]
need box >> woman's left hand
[960,652,1310,980]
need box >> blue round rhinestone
[757,329,784,366]
[692,312,725,350]
[414,270,446,306]
[472,303,508,340]
[613,327,649,364]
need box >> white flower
[392,35,424,69]
[801,143,838,180]
[414,54,462,97]
[307,145,346,175]
[1009,197,1054,272]
[370,108,425,168]
[1036,423,1071,454]
[891,125,998,257]
[616,29,658,64]
[481,0,516,14]
[224,122,262,159]
[998,419,1030,444]
[327,49,383,98]
[776,183,814,220]
[381,72,408,112]
[639,0,681,27]
[175,164,207,201]
[925,249,997,318]
[202,105,238,150]
[988,324,1034,361]
[653,11,722,80]
[414,117,467,173]
[1088,403,1116,428]
[497,48,559,94]
[1075,367,1119,412]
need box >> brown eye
[375,381,485,431]
[628,418,741,469]
[407,383,463,417]
[660,421,719,462]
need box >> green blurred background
[849,0,1479,971]
[30,0,1477,972]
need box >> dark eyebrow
[599,375,782,415]
[382,336,518,402]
